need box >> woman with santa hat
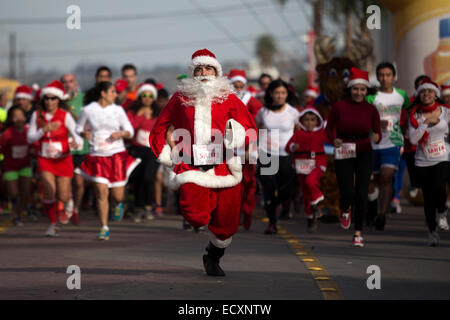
[409,79,450,246]
[75,81,140,240]
[27,80,83,237]
[126,83,159,222]
[149,48,256,276]
[325,68,381,247]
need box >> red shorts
[75,151,140,187]
[37,155,74,178]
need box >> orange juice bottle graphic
[424,18,450,85]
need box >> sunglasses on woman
[43,96,58,101]
[140,93,154,98]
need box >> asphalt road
[0,199,449,300]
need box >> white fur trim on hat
[15,92,32,100]
[230,76,247,85]
[190,56,223,77]
[137,84,158,99]
[40,87,67,100]
[347,79,370,88]
[442,88,450,97]
[416,83,440,98]
[298,108,324,132]
[304,89,318,98]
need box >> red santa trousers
[240,164,257,216]
[298,167,324,218]
[179,182,241,243]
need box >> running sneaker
[133,209,143,223]
[409,188,419,198]
[339,209,351,230]
[97,226,110,240]
[112,203,124,222]
[45,224,59,237]
[264,224,277,235]
[307,218,316,233]
[58,210,69,225]
[375,214,386,231]
[28,209,38,221]
[65,199,74,219]
[145,210,155,221]
[13,217,24,227]
[182,219,193,230]
[194,225,207,233]
[437,212,449,231]
[154,205,164,217]
[353,235,364,247]
[71,210,81,225]
[428,231,440,247]
[390,199,402,214]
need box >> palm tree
[255,34,277,67]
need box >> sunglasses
[43,96,58,101]
[140,93,154,98]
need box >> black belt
[195,165,215,172]
[294,151,325,159]
[338,133,369,140]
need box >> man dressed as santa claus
[149,49,257,276]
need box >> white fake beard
[178,76,235,106]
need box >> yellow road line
[257,216,344,300]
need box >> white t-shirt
[367,88,410,150]
[409,106,450,167]
[76,102,134,157]
[255,104,300,156]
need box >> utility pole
[312,0,323,37]
[19,51,25,83]
[9,32,17,79]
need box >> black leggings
[416,162,448,232]
[130,146,159,208]
[402,151,420,189]
[334,151,373,231]
[258,155,295,225]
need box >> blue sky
[0,0,336,75]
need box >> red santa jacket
[239,91,262,120]
[149,79,257,190]
[285,107,328,171]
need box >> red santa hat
[416,79,440,98]
[40,80,68,100]
[304,85,319,98]
[137,83,158,99]
[14,85,33,100]
[441,83,450,97]
[247,85,258,97]
[347,68,370,88]
[114,79,128,93]
[298,106,324,131]
[189,48,223,77]
[228,69,247,84]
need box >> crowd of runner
[1,57,449,249]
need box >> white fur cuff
[157,144,173,167]
[209,232,232,248]
[224,119,246,150]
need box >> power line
[0,1,272,25]
[189,0,251,56]
[0,33,304,59]
[240,0,272,34]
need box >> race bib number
[193,144,222,166]
[381,116,394,132]
[136,129,150,147]
[12,145,28,159]
[93,134,114,152]
[424,140,446,159]
[295,159,316,175]
[68,137,83,152]
[334,143,356,160]
[42,142,63,159]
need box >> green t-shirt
[367,87,411,149]
[67,92,89,155]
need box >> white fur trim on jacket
[224,119,246,150]
[157,144,173,167]
[209,232,232,248]
[166,156,243,190]
[194,99,212,145]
